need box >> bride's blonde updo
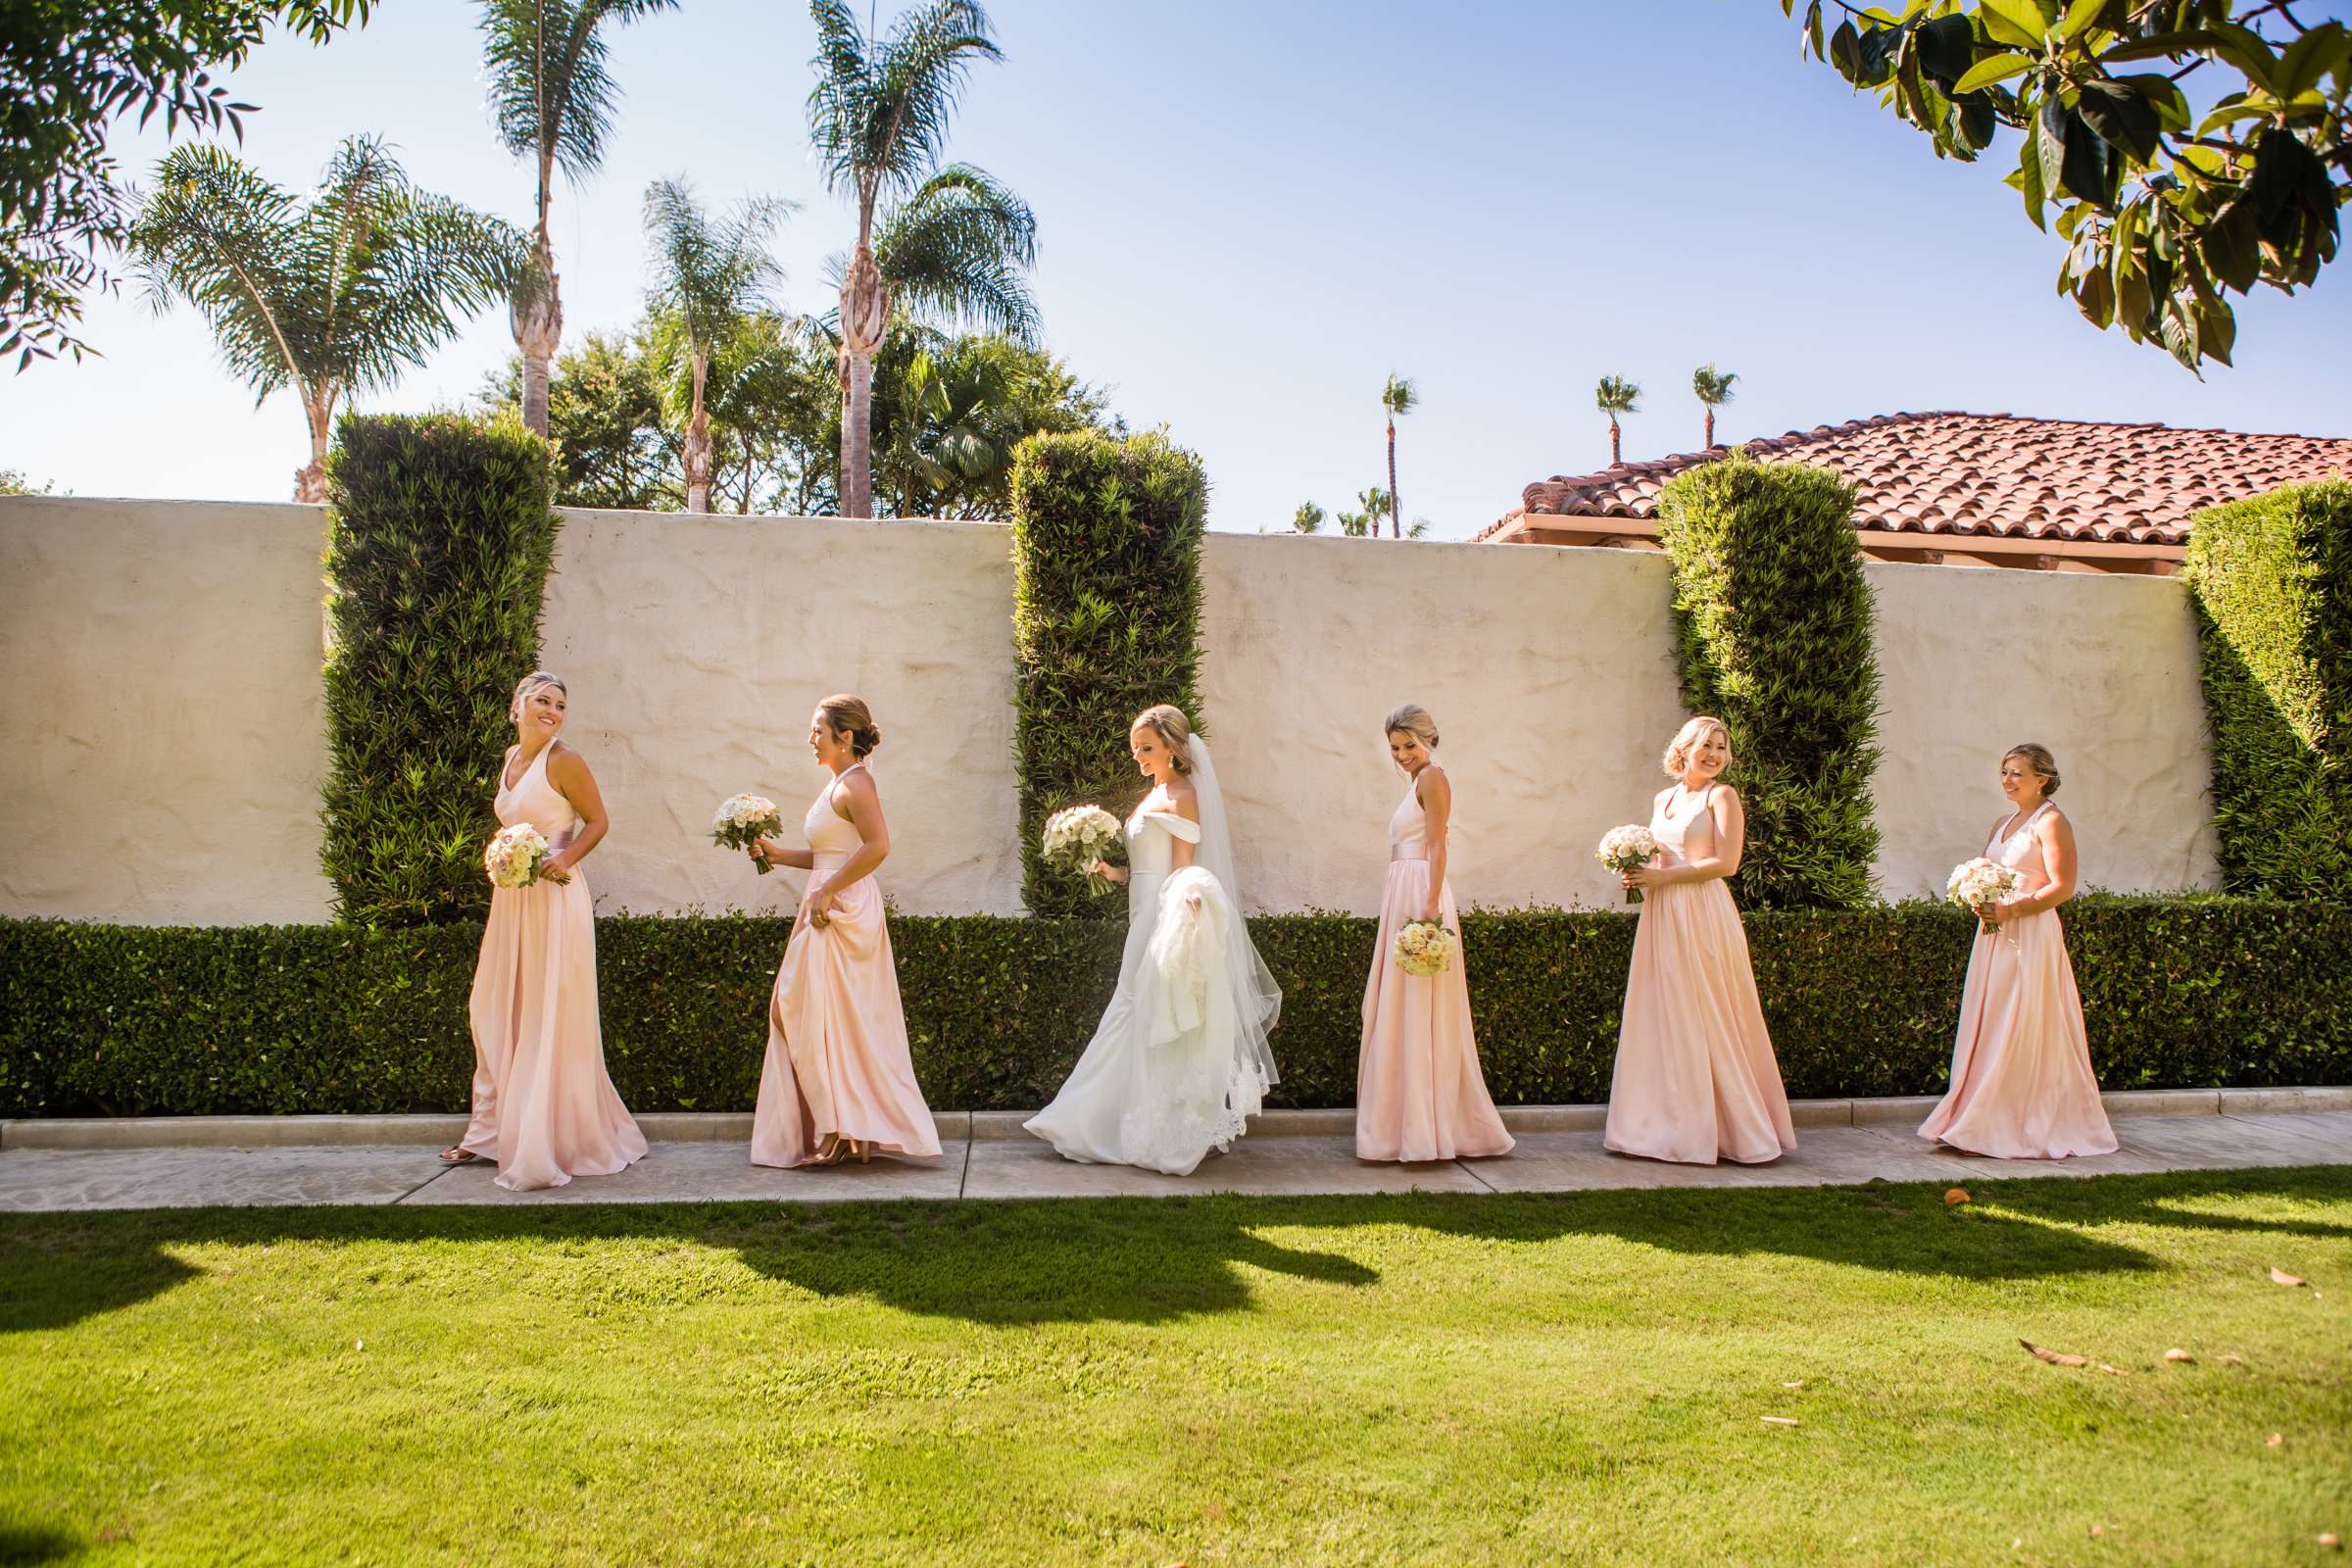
[1662,715,1732,777]
[1132,704,1196,773]
[510,670,567,723]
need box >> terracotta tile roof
[1481,412,2352,546]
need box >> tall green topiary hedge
[5,901,2346,1118]
[2182,478,2352,899]
[1009,429,1209,916]
[1656,451,1882,908]
[319,414,560,926]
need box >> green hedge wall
[319,414,560,926]
[1656,451,1883,909]
[5,900,2345,1118]
[2182,478,2352,899]
[1008,429,1209,917]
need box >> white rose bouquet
[1597,823,1661,905]
[711,793,785,874]
[1946,857,2022,936]
[1393,918,1455,978]
[1041,805,1123,892]
[484,823,554,889]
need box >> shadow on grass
[1,1168,2342,1335]
[0,1525,83,1567]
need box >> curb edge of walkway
[3,1087,2347,1152]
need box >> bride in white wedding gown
[1025,705,1283,1175]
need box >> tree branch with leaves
[1779,0,2349,372]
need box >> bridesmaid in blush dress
[444,671,647,1192]
[1355,705,1513,1162]
[1603,716,1796,1165]
[1919,744,2117,1159]
[749,695,941,1169]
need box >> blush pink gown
[461,742,647,1192]
[1603,783,1796,1165]
[751,768,942,1168]
[1918,802,2117,1158]
[1355,770,1513,1162]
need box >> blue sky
[5,0,2347,536]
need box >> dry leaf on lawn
[2164,1348,2195,1363]
[1761,1416,1799,1426]
[1944,1187,1972,1204]
[2220,1352,2246,1366]
[2270,1267,2307,1287]
[2267,1433,2285,1447]
[1782,1380,1805,1389]
[2095,1363,2130,1376]
[2022,1340,2087,1367]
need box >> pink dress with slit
[461,742,647,1191]
[751,768,942,1168]
[1918,802,2117,1158]
[1355,770,1513,1161]
[1603,783,1796,1165]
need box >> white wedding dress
[1025,736,1283,1175]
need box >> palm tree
[806,0,1038,520]
[479,0,678,437]
[1595,374,1641,467]
[642,178,789,513]
[129,136,522,502]
[1692,364,1739,449]
[1380,372,1416,539]
[1291,501,1325,534]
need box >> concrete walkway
[2,1089,2346,1212]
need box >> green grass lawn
[3,1169,2348,1567]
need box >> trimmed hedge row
[320,414,560,927]
[1656,451,1883,909]
[5,900,2345,1118]
[2183,478,2352,899]
[1008,429,1209,917]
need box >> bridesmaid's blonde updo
[1132,704,1196,773]
[1663,715,1732,777]
[510,670,567,723]
[2003,742,2061,798]
[817,693,882,759]
[1384,704,1440,750]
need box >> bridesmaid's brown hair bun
[2003,742,2060,798]
[818,693,881,759]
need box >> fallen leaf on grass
[2094,1363,2131,1376]
[2267,1433,2284,1447]
[2271,1267,2307,1288]
[1944,1187,1972,1204]
[1782,1380,1806,1389]
[1761,1416,1799,1426]
[2089,1524,2104,1539]
[2022,1340,2086,1367]
[2220,1352,2246,1366]
[2320,1533,2339,1550]
[2164,1348,2195,1363]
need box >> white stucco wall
[538,510,1021,916]
[1866,561,2220,899]
[0,496,335,924]
[0,498,2221,924]
[1199,532,1689,912]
